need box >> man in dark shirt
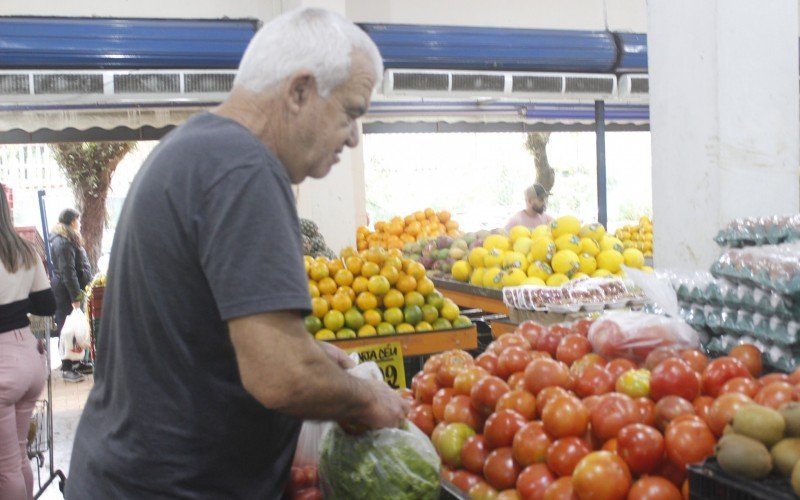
[66,8,407,498]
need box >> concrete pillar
[648,0,799,271]
[286,0,366,255]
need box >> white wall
[0,0,279,19]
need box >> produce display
[356,209,461,251]
[400,316,793,499]
[422,217,650,291]
[303,248,471,340]
[614,216,654,257]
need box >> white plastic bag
[58,309,90,361]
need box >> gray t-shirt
[66,113,311,499]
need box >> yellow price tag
[345,341,406,389]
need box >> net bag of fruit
[318,362,441,500]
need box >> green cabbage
[318,422,440,500]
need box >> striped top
[0,257,56,333]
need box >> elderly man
[66,9,408,499]
[505,183,554,230]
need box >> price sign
[345,342,406,389]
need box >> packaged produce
[711,242,800,296]
[714,214,800,247]
[588,311,700,362]
[318,362,441,500]
[502,277,646,313]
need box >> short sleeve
[31,258,51,292]
[196,162,311,321]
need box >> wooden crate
[432,278,508,315]
[330,325,478,356]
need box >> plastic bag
[318,361,441,500]
[588,311,700,362]
[58,309,90,361]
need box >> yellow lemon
[483,234,511,252]
[551,215,581,238]
[555,234,581,254]
[546,273,570,287]
[451,260,472,282]
[578,253,598,274]
[513,236,534,256]
[440,300,460,321]
[483,248,504,268]
[529,238,556,262]
[579,222,606,241]
[600,235,625,253]
[551,250,580,276]
[502,268,528,287]
[470,268,485,287]
[527,261,553,281]
[597,250,624,273]
[522,277,546,286]
[508,225,531,243]
[623,248,645,269]
[531,224,552,240]
[482,267,506,289]
[571,272,589,280]
[468,247,489,268]
[579,238,600,256]
[502,251,528,271]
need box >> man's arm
[228,310,409,428]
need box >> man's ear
[286,71,316,113]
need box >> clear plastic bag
[58,309,90,361]
[588,311,700,362]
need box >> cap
[533,183,551,198]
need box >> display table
[431,278,508,315]
[330,325,478,356]
[489,319,518,338]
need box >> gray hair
[233,8,383,97]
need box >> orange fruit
[363,309,382,326]
[351,276,369,294]
[338,285,356,303]
[340,246,357,259]
[308,281,320,298]
[327,259,344,275]
[321,294,335,308]
[311,297,329,318]
[387,248,404,259]
[334,269,354,287]
[407,262,426,281]
[309,263,329,281]
[438,211,451,223]
[380,265,400,285]
[384,256,403,270]
[382,289,405,309]
[367,275,391,296]
[383,307,404,326]
[417,277,435,296]
[396,275,418,294]
[356,292,378,311]
[331,293,353,313]
[323,310,345,331]
[424,208,435,218]
[404,291,425,308]
[365,249,386,265]
[414,211,426,221]
[361,261,380,278]
[317,277,337,296]
[345,256,363,275]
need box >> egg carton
[502,277,646,313]
[714,214,800,248]
[711,242,800,297]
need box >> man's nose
[345,121,359,148]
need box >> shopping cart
[28,314,66,498]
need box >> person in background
[67,8,408,499]
[505,183,554,230]
[0,183,56,500]
[49,208,92,382]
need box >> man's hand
[317,341,356,370]
[341,377,410,432]
[71,301,81,310]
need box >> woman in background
[49,208,92,382]
[0,183,56,500]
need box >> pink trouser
[0,327,46,500]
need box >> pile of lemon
[356,208,461,251]
[450,216,653,289]
[615,216,654,257]
[304,247,471,340]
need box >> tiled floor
[29,341,93,499]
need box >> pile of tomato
[284,465,322,500]
[404,318,800,500]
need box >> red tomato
[496,389,537,420]
[572,451,632,500]
[546,437,592,477]
[431,422,447,450]
[508,372,527,391]
[454,367,490,396]
[590,393,639,442]
[664,418,715,469]
[452,470,484,494]
[701,357,751,397]
[650,358,701,402]
[653,396,695,432]
[617,423,665,475]
[720,376,759,398]
[497,490,522,500]
[536,387,572,417]
[445,394,485,431]
[627,476,682,500]
[550,324,573,336]
[424,354,443,374]
[706,392,753,436]
[436,350,475,388]
[470,481,500,500]
[760,372,790,386]
[789,367,800,385]
[692,396,714,425]
[654,459,687,487]
[573,364,615,398]
[681,479,689,500]
[513,421,553,467]
[635,397,656,426]
[571,318,595,337]
[569,353,608,378]
[543,476,577,500]
[542,396,589,439]
[414,372,440,404]
[644,346,681,371]
[556,334,593,366]
[678,349,709,374]
[461,435,491,474]
[476,352,500,376]
[729,344,763,378]
[289,487,323,500]
[432,388,455,423]
[602,438,618,454]
[490,334,530,356]
[408,404,435,436]
[606,358,638,382]
[497,347,533,380]
[485,409,528,450]
[537,329,568,357]
[516,320,547,349]
[472,376,511,416]
[484,447,522,491]
[516,464,555,499]
[525,358,574,395]
[755,381,794,409]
